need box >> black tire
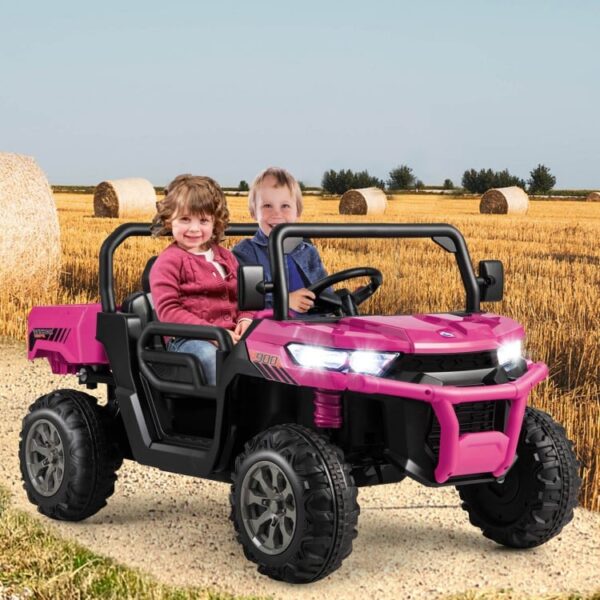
[229,424,359,583]
[458,407,581,548]
[19,389,123,521]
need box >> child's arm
[150,255,210,326]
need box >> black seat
[122,256,158,329]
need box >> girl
[150,174,253,385]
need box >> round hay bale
[94,178,156,218]
[479,186,529,215]
[0,152,61,295]
[586,191,600,202]
[339,187,387,215]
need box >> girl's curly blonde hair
[151,174,229,242]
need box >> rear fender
[28,303,109,374]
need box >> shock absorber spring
[313,388,342,428]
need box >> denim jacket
[232,228,328,308]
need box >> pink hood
[250,312,524,354]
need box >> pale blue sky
[1,1,599,187]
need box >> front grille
[426,400,507,457]
[388,351,497,375]
[384,351,499,385]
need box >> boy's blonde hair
[151,174,229,242]
[248,167,303,218]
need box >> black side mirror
[238,265,267,311]
[478,260,504,302]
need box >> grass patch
[0,487,268,600]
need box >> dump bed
[28,303,109,374]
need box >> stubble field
[1,193,599,511]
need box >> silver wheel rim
[25,419,65,497]
[240,460,297,555]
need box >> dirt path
[1,342,598,599]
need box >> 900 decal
[249,350,296,385]
[253,351,280,367]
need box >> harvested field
[1,193,599,513]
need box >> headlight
[497,340,523,366]
[287,344,348,370]
[348,350,398,375]
[287,344,398,377]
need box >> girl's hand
[289,288,316,313]
[227,329,240,345]
[235,319,252,338]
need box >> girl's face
[255,176,298,236]
[170,211,214,253]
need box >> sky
[1,1,599,188]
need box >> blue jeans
[167,337,217,386]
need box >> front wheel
[458,407,581,548]
[19,389,123,521]
[229,424,359,583]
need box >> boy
[232,167,328,312]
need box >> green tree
[462,168,525,193]
[322,169,353,194]
[238,180,249,191]
[322,169,383,194]
[494,169,526,189]
[387,165,415,190]
[528,164,556,194]
[352,170,385,189]
[443,178,454,190]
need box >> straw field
[1,193,598,511]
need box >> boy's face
[170,212,214,253]
[254,176,298,236]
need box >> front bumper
[347,361,548,483]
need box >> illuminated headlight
[497,340,523,366]
[287,344,398,377]
[287,344,348,370]
[348,350,398,375]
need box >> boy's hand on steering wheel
[289,288,316,313]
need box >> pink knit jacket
[149,242,254,330]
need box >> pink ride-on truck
[22,222,580,583]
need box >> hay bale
[0,152,61,295]
[93,178,156,218]
[339,187,387,215]
[479,186,529,215]
[586,191,600,202]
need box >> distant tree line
[461,164,556,194]
[319,163,557,195]
[321,169,386,194]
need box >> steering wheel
[306,267,383,316]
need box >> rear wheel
[458,407,581,548]
[19,389,123,521]
[229,424,359,583]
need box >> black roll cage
[99,222,258,313]
[267,223,482,319]
[99,222,483,319]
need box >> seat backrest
[121,256,158,330]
